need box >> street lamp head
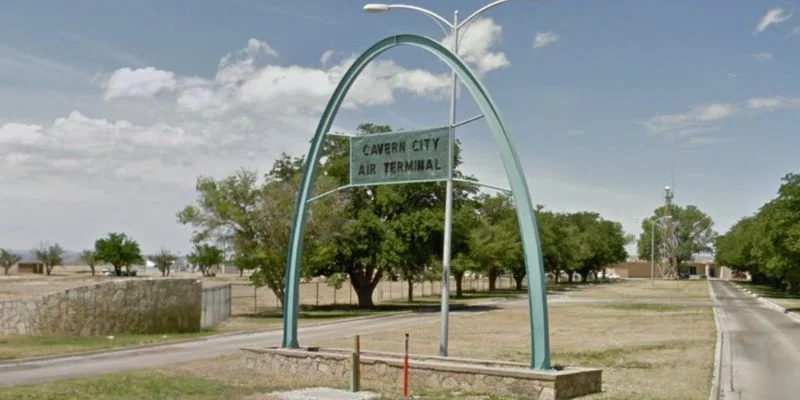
[363,3,390,13]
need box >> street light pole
[634,215,670,282]
[439,9,458,358]
[651,219,655,281]
[649,215,671,281]
[363,0,541,358]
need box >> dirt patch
[313,282,715,399]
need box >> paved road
[0,299,527,387]
[710,279,800,400]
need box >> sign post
[349,126,450,187]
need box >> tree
[636,204,717,279]
[79,249,99,276]
[94,233,144,275]
[187,244,223,277]
[389,207,441,302]
[537,208,578,283]
[33,243,64,276]
[455,193,519,292]
[715,216,761,278]
[566,212,628,282]
[178,154,345,306]
[717,173,800,292]
[150,250,178,277]
[0,249,21,275]
[450,203,481,296]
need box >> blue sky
[1,0,798,256]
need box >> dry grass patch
[315,300,715,399]
[566,279,710,300]
[0,276,110,300]
[0,331,215,360]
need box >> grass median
[737,280,800,312]
[1,280,715,400]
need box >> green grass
[0,331,216,361]
[600,303,688,312]
[738,281,800,312]
[0,370,276,400]
[738,280,800,299]
[553,340,701,366]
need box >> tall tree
[0,249,21,275]
[94,233,144,275]
[178,155,344,305]
[636,204,717,278]
[537,208,577,283]
[455,193,519,291]
[79,249,99,276]
[567,212,628,281]
[33,243,64,276]
[150,250,178,277]
[450,203,481,296]
[715,173,800,292]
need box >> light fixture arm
[458,0,511,30]
[385,4,454,30]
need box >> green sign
[349,126,450,186]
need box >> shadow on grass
[236,280,621,320]
[739,281,800,300]
[237,302,502,320]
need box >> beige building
[612,261,717,279]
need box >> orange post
[403,333,410,398]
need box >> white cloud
[533,32,559,49]
[727,72,740,80]
[102,67,177,99]
[442,18,510,74]
[755,8,793,34]
[752,52,774,62]
[640,103,738,142]
[642,95,800,143]
[244,38,278,58]
[100,29,513,117]
[791,26,800,36]
[2,34,514,252]
[0,122,44,145]
[320,50,335,66]
[746,96,800,110]
[687,136,726,146]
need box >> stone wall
[0,278,202,336]
[241,347,602,400]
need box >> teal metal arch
[281,34,551,370]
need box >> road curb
[730,282,800,325]
[0,296,521,367]
[707,280,723,400]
